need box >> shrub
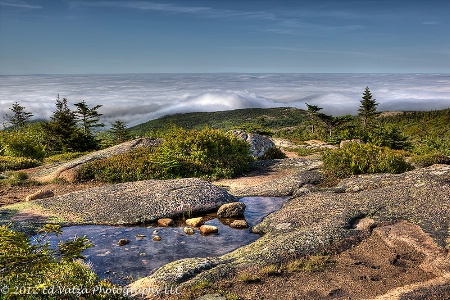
[78,147,157,182]
[0,125,47,160]
[367,125,412,150]
[293,147,323,157]
[79,127,251,183]
[409,153,450,168]
[322,143,413,179]
[0,156,41,172]
[260,147,286,160]
[0,171,40,188]
[0,225,126,299]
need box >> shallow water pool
[36,196,287,284]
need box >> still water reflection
[39,197,286,283]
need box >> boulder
[152,235,162,241]
[200,225,218,234]
[184,227,195,235]
[230,219,249,229]
[157,218,174,227]
[25,189,54,202]
[186,217,204,227]
[217,202,246,218]
[31,178,236,225]
[229,130,276,158]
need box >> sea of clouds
[0,73,449,128]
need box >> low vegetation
[322,143,413,180]
[409,152,450,168]
[285,253,331,273]
[0,156,41,172]
[78,127,251,182]
[0,171,41,188]
[0,224,126,300]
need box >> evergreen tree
[43,95,97,152]
[108,120,131,145]
[74,100,104,136]
[358,87,380,129]
[44,95,78,150]
[4,102,33,128]
[305,103,323,134]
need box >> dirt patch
[0,181,102,207]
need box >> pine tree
[43,95,97,152]
[108,120,131,145]
[74,100,104,136]
[5,102,33,128]
[358,87,380,129]
[305,103,323,134]
[45,95,78,149]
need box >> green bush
[409,153,450,168]
[0,156,41,172]
[0,225,126,300]
[0,125,47,160]
[260,147,286,160]
[322,143,413,179]
[79,127,251,183]
[1,171,41,188]
[367,125,412,150]
[412,136,450,156]
[78,147,157,182]
[293,147,323,157]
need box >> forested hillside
[130,107,307,135]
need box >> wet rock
[200,225,218,234]
[135,234,146,240]
[184,227,195,235]
[25,189,54,201]
[217,202,246,218]
[152,235,162,241]
[230,220,249,229]
[186,217,204,227]
[158,218,174,227]
[118,239,131,246]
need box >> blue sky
[0,0,449,74]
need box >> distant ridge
[130,107,308,134]
[130,107,450,148]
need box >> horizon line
[1,72,450,76]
